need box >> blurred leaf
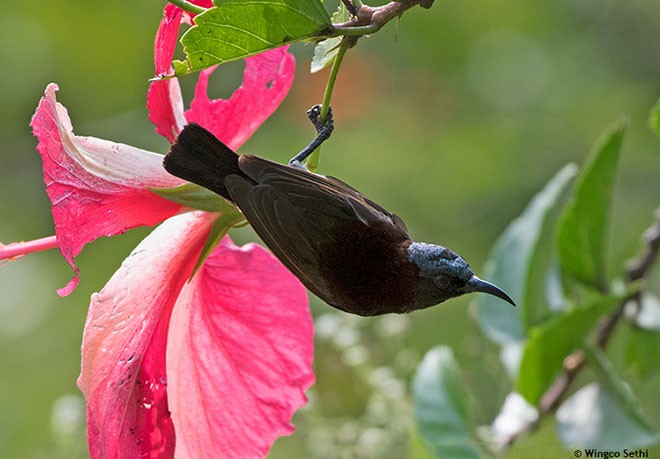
[473,164,577,346]
[556,120,627,292]
[412,346,484,459]
[521,168,577,327]
[625,326,660,379]
[409,428,435,459]
[499,341,524,378]
[556,382,660,450]
[588,347,660,436]
[311,3,350,73]
[624,293,660,378]
[173,0,332,75]
[517,294,620,405]
[649,97,660,136]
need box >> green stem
[167,0,206,15]
[307,40,349,171]
[332,24,380,36]
[321,42,348,120]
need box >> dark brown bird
[163,122,515,316]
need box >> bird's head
[406,242,515,308]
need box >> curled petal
[31,83,185,295]
[152,0,212,79]
[147,75,186,143]
[146,2,295,149]
[167,237,314,458]
[147,0,215,143]
[78,211,216,459]
[186,47,296,150]
[147,3,187,142]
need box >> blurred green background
[1,0,659,457]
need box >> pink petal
[31,83,185,296]
[186,47,296,150]
[146,0,214,143]
[167,237,314,457]
[78,211,216,459]
[146,2,295,149]
[147,3,187,143]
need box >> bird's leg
[289,104,334,170]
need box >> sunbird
[163,107,515,316]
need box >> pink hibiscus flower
[5,2,315,458]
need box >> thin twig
[332,0,434,36]
[626,208,660,282]
[597,208,660,349]
[341,0,359,17]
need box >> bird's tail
[163,123,244,202]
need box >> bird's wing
[225,173,344,306]
[322,175,409,234]
[237,154,407,230]
[223,155,409,308]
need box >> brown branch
[340,0,359,17]
[596,207,660,349]
[332,0,434,36]
[538,350,586,414]
[626,207,660,282]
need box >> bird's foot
[288,104,334,168]
[307,104,334,136]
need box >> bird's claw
[288,104,335,168]
[307,104,333,136]
[306,104,322,123]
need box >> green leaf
[624,293,660,378]
[556,382,660,450]
[625,326,660,379]
[174,0,332,75]
[311,3,350,73]
[311,37,343,73]
[516,294,620,405]
[409,428,435,459]
[150,182,237,213]
[588,347,659,436]
[556,120,627,292]
[557,348,660,450]
[649,97,660,137]
[412,346,484,459]
[473,164,577,346]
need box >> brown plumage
[163,123,515,316]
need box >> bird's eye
[433,275,450,289]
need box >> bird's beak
[468,276,516,307]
